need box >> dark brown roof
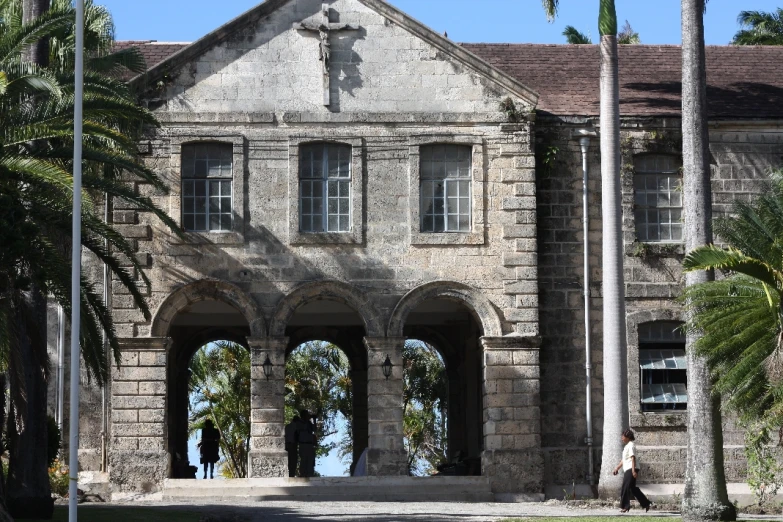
[464,43,783,119]
[113,41,189,80]
[115,39,783,119]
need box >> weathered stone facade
[53,0,783,501]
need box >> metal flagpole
[68,0,85,519]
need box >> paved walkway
[87,500,782,521]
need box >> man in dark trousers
[297,410,317,478]
[284,415,300,477]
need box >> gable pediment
[138,0,538,115]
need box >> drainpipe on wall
[574,128,598,487]
[56,304,65,437]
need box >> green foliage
[598,0,617,37]
[47,459,68,497]
[189,341,251,478]
[732,9,783,46]
[563,26,591,44]
[742,420,782,506]
[46,415,60,468]
[617,20,640,44]
[681,170,783,428]
[285,341,352,465]
[403,340,447,476]
[541,0,559,23]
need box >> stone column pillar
[109,337,169,493]
[248,336,287,478]
[363,337,406,476]
[481,336,543,501]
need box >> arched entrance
[151,281,260,478]
[389,282,504,475]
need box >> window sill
[170,231,244,246]
[290,231,363,245]
[630,411,687,428]
[410,232,485,246]
[626,241,685,258]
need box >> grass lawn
[32,505,203,522]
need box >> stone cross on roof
[293,3,359,107]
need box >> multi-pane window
[420,145,471,233]
[639,321,687,411]
[181,143,233,232]
[299,143,351,233]
[634,155,682,242]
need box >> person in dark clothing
[284,415,301,477]
[297,410,316,478]
[198,419,221,479]
[613,428,651,513]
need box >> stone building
[52,0,783,500]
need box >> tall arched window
[181,143,233,232]
[299,143,352,233]
[638,321,687,411]
[633,155,682,242]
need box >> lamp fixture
[262,354,273,380]
[381,354,393,380]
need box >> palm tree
[563,25,591,44]
[542,0,627,497]
[682,171,783,427]
[189,342,251,478]
[0,1,179,516]
[732,9,783,45]
[680,1,736,520]
[617,20,640,44]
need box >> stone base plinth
[249,450,287,478]
[366,448,407,476]
[483,449,544,496]
[108,450,169,493]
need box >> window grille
[181,143,233,232]
[634,155,682,242]
[638,321,687,411]
[420,145,471,233]
[300,143,351,233]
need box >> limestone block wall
[535,116,783,490]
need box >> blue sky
[104,0,781,45]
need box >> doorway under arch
[166,299,251,478]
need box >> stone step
[163,476,494,502]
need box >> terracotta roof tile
[114,40,783,119]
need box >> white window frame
[408,136,485,246]
[169,135,245,246]
[633,155,683,243]
[181,143,234,233]
[299,143,352,233]
[288,136,364,245]
[419,145,473,233]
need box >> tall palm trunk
[7,290,53,519]
[680,1,735,520]
[596,0,627,498]
[22,0,50,65]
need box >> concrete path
[86,500,782,521]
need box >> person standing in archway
[297,410,317,478]
[285,415,301,477]
[198,419,221,479]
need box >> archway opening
[403,339,448,476]
[283,298,369,476]
[285,341,352,477]
[166,299,251,478]
[187,340,250,479]
[402,298,484,475]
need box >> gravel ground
[94,500,782,521]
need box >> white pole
[579,135,595,487]
[56,304,65,436]
[68,0,84,520]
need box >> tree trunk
[680,1,735,520]
[7,291,54,519]
[21,0,50,65]
[596,28,628,498]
